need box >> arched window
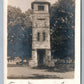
[43,32,46,41]
[37,32,40,41]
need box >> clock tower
[29,0,51,67]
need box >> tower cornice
[31,0,50,9]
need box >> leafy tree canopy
[8,6,32,59]
[50,0,75,59]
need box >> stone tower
[29,0,51,67]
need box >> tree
[50,0,75,60]
[7,6,32,61]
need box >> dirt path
[8,66,74,79]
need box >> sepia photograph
[7,0,75,79]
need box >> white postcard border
[4,0,81,84]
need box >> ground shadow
[7,64,28,67]
[7,74,63,79]
[33,63,74,73]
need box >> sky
[8,0,58,12]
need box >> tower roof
[34,0,48,2]
[32,0,50,4]
[31,0,50,9]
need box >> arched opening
[43,32,46,41]
[37,32,40,41]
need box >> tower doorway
[37,49,45,66]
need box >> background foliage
[50,0,75,60]
[8,0,75,61]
